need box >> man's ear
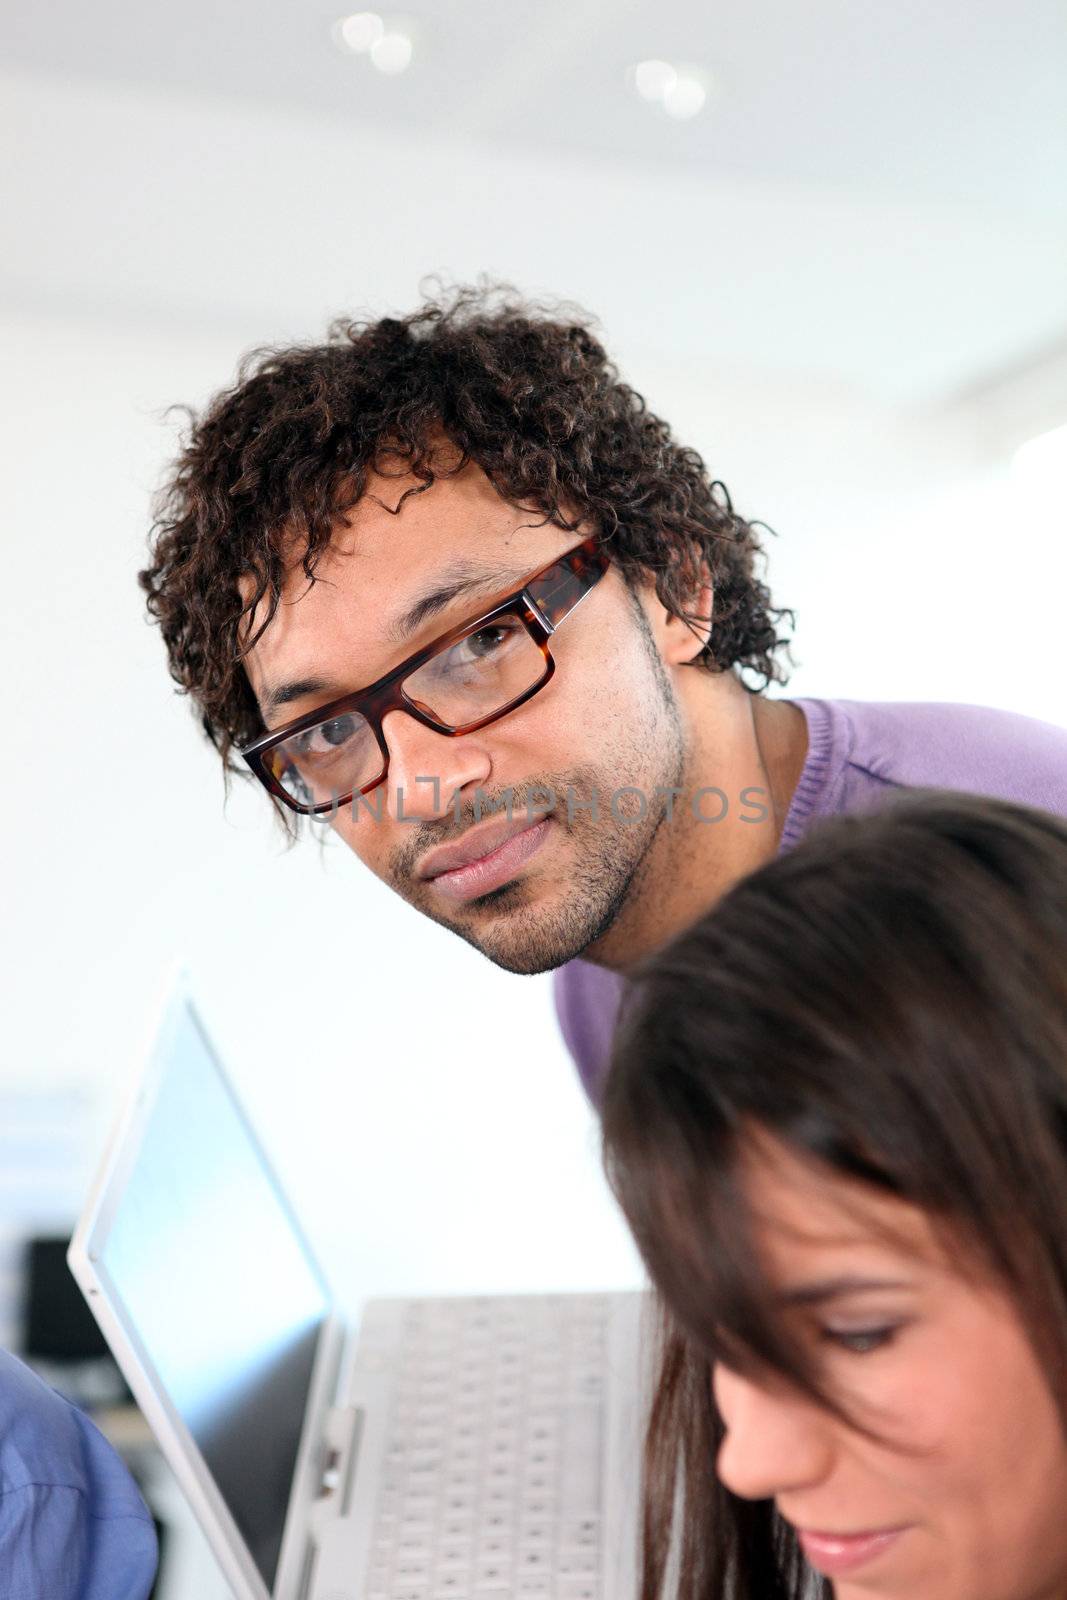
[661,572,713,666]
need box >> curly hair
[140,281,794,784]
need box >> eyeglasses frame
[240,534,610,816]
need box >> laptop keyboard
[360,1293,610,1600]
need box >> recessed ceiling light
[629,58,710,120]
[633,59,677,103]
[334,11,385,53]
[370,29,414,74]
[662,72,707,119]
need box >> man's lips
[417,815,552,904]
[794,1525,910,1576]
[417,813,550,880]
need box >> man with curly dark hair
[141,283,1067,1101]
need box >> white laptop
[68,983,652,1600]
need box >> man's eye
[318,716,355,747]
[295,716,357,755]
[462,624,513,660]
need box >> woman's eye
[821,1326,898,1355]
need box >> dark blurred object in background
[21,1235,131,1408]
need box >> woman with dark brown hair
[601,791,1067,1600]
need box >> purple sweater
[553,698,1067,1102]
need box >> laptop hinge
[314,1404,363,1515]
[301,1375,392,1599]
[295,1406,365,1600]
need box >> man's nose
[381,707,492,822]
[712,1361,836,1504]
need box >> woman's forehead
[734,1129,947,1287]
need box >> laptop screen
[96,998,331,1592]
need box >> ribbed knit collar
[777,697,845,854]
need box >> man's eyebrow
[385,558,531,645]
[258,558,535,722]
[260,674,343,721]
[777,1276,912,1307]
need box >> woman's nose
[713,1361,837,1503]
[381,707,492,822]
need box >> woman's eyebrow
[777,1275,913,1306]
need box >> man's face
[241,460,694,974]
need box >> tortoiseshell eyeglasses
[240,536,610,816]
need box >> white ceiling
[5,0,1066,210]
[2,0,1066,407]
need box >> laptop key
[560,1514,600,1548]
[560,1548,599,1575]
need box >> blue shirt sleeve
[0,1349,158,1600]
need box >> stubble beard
[388,671,687,976]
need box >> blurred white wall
[1,35,1065,1321]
